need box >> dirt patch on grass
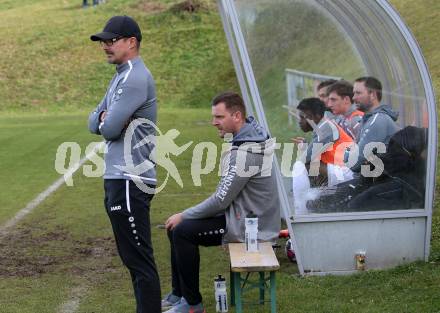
[0,226,117,278]
[169,0,212,13]
[136,0,167,14]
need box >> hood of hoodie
[363,104,399,122]
[232,116,270,144]
[229,116,275,156]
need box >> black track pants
[104,179,161,313]
[167,215,226,305]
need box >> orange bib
[321,123,353,166]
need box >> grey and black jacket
[300,118,340,165]
[351,104,399,172]
[88,57,157,184]
[182,117,281,243]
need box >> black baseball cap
[90,15,142,42]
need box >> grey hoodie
[88,57,157,184]
[351,104,399,172]
[182,117,281,243]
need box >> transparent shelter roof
[219,0,436,217]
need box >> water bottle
[214,275,228,312]
[245,211,258,252]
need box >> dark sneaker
[163,299,205,313]
[161,292,182,311]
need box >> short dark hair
[317,79,337,92]
[327,80,354,103]
[297,98,326,117]
[355,76,383,102]
[211,91,246,117]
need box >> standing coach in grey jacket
[162,92,281,313]
[87,16,161,313]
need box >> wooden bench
[229,242,280,313]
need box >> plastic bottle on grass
[214,275,228,312]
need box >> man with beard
[351,76,399,173]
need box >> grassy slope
[0,0,236,113]
[0,0,440,312]
[390,0,440,95]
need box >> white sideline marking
[56,284,88,313]
[0,142,105,235]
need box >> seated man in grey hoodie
[162,92,280,313]
[351,76,400,174]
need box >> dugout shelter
[218,0,437,275]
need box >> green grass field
[2,110,440,313]
[1,0,440,312]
